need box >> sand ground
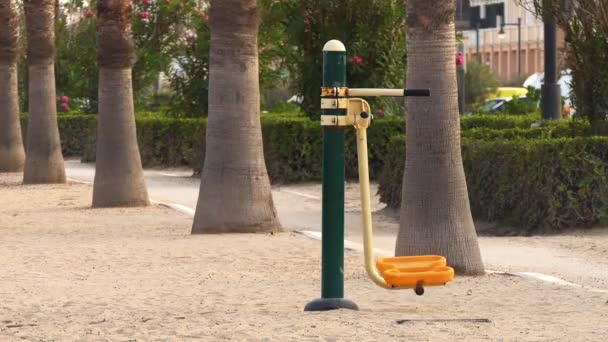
[64,160,608,289]
[1,173,607,341]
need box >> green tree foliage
[502,86,541,115]
[53,0,202,113]
[53,0,288,117]
[266,0,406,118]
[21,111,538,178]
[464,61,499,107]
[166,1,293,117]
[30,1,411,118]
[131,0,203,109]
[165,4,210,117]
[56,8,97,112]
[520,0,608,130]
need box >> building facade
[457,0,564,82]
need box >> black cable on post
[404,89,431,97]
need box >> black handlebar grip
[404,89,431,97]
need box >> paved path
[65,160,608,290]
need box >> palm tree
[92,0,149,207]
[395,0,484,275]
[0,0,26,172]
[192,0,281,233]
[22,0,65,183]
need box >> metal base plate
[304,298,359,311]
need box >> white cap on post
[323,40,346,52]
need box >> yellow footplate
[376,255,455,288]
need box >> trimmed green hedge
[461,119,598,140]
[378,135,608,233]
[19,112,541,183]
[460,114,539,130]
[85,116,404,182]
[20,114,404,182]
[89,116,205,170]
[20,115,97,157]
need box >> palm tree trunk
[23,0,65,184]
[396,0,484,275]
[0,0,25,172]
[93,0,149,207]
[0,64,25,172]
[192,0,280,233]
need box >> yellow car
[486,87,528,100]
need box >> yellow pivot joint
[320,98,371,127]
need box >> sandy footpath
[1,173,607,341]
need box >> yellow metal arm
[350,102,392,288]
[355,122,393,289]
[320,87,431,98]
[350,99,454,294]
[353,102,454,293]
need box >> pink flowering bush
[349,55,363,66]
[58,95,70,112]
[456,51,465,67]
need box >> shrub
[80,117,206,171]
[23,112,574,188]
[20,115,97,157]
[167,11,210,118]
[460,119,594,140]
[501,97,539,116]
[462,127,543,140]
[53,0,203,113]
[500,86,541,116]
[267,101,302,114]
[460,113,539,130]
[275,0,406,118]
[41,114,405,182]
[378,135,608,234]
[77,113,542,177]
[464,62,499,107]
[55,11,98,113]
[21,112,553,170]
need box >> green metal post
[304,40,358,311]
[321,44,346,299]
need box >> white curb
[67,177,91,185]
[297,230,391,256]
[158,202,195,216]
[280,189,321,200]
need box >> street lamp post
[542,15,561,120]
[475,21,481,63]
[499,17,522,77]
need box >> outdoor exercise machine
[304,40,455,311]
